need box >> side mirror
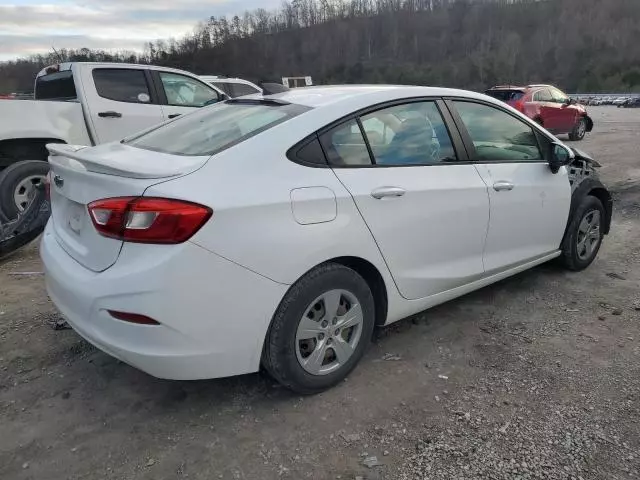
[549,143,574,174]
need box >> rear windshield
[485,90,524,102]
[35,70,77,100]
[127,100,308,156]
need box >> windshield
[127,100,309,156]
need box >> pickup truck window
[127,101,309,156]
[228,83,261,97]
[35,70,77,100]
[159,72,219,108]
[93,69,152,104]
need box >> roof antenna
[51,46,63,63]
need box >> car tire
[568,117,587,141]
[0,160,49,220]
[262,263,375,394]
[560,195,605,271]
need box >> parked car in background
[42,85,611,393]
[0,62,227,219]
[613,97,629,106]
[200,75,262,97]
[621,97,640,108]
[485,84,593,141]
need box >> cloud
[0,0,281,61]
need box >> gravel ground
[1,106,639,480]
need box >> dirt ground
[1,106,639,480]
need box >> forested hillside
[1,0,639,94]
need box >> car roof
[37,62,201,78]
[486,85,526,91]
[260,85,494,108]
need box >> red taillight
[514,100,524,112]
[108,310,160,325]
[87,197,212,244]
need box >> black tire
[560,195,605,271]
[262,263,375,394]
[568,117,587,141]
[0,160,49,220]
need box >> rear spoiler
[47,143,193,179]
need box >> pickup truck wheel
[0,160,49,220]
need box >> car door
[154,71,224,120]
[82,67,166,144]
[532,88,561,132]
[448,99,571,273]
[325,100,490,300]
[549,87,578,132]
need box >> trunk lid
[46,143,209,272]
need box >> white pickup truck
[0,62,227,219]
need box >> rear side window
[35,71,77,100]
[320,119,372,166]
[360,101,457,165]
[485,90,524,103]
[291,137,327,166]
[127,101,309,156]
[93,69,152,104]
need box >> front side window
[159,72,219,107]
[360,101,456,165]
[93,69,151,103]
[453,101,542,162]
[127,101,308,156]
[533,89,553,102]
[319,119,372,166]
[549,87,569,104]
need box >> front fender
[585,115,594,132]
[563,178,612,243]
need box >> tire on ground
[559,195,605,271]
[0,160,50,220]
[262,262,375,394]
[568,117,587,141]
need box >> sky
[0,0,280,61]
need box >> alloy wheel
[295,289,364,376]
[576,209,601,261]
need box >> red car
[485,84,593,141]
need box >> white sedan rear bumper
[40,221,288,380]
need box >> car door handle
[493,181,514,192]
[168,113,181,119]
[371,187,406,199]
[98,111,122,118]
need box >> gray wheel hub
[577,209,601,260]
[13,174,45,212]
[295,289,364,376]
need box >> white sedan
[41,86,612,393]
